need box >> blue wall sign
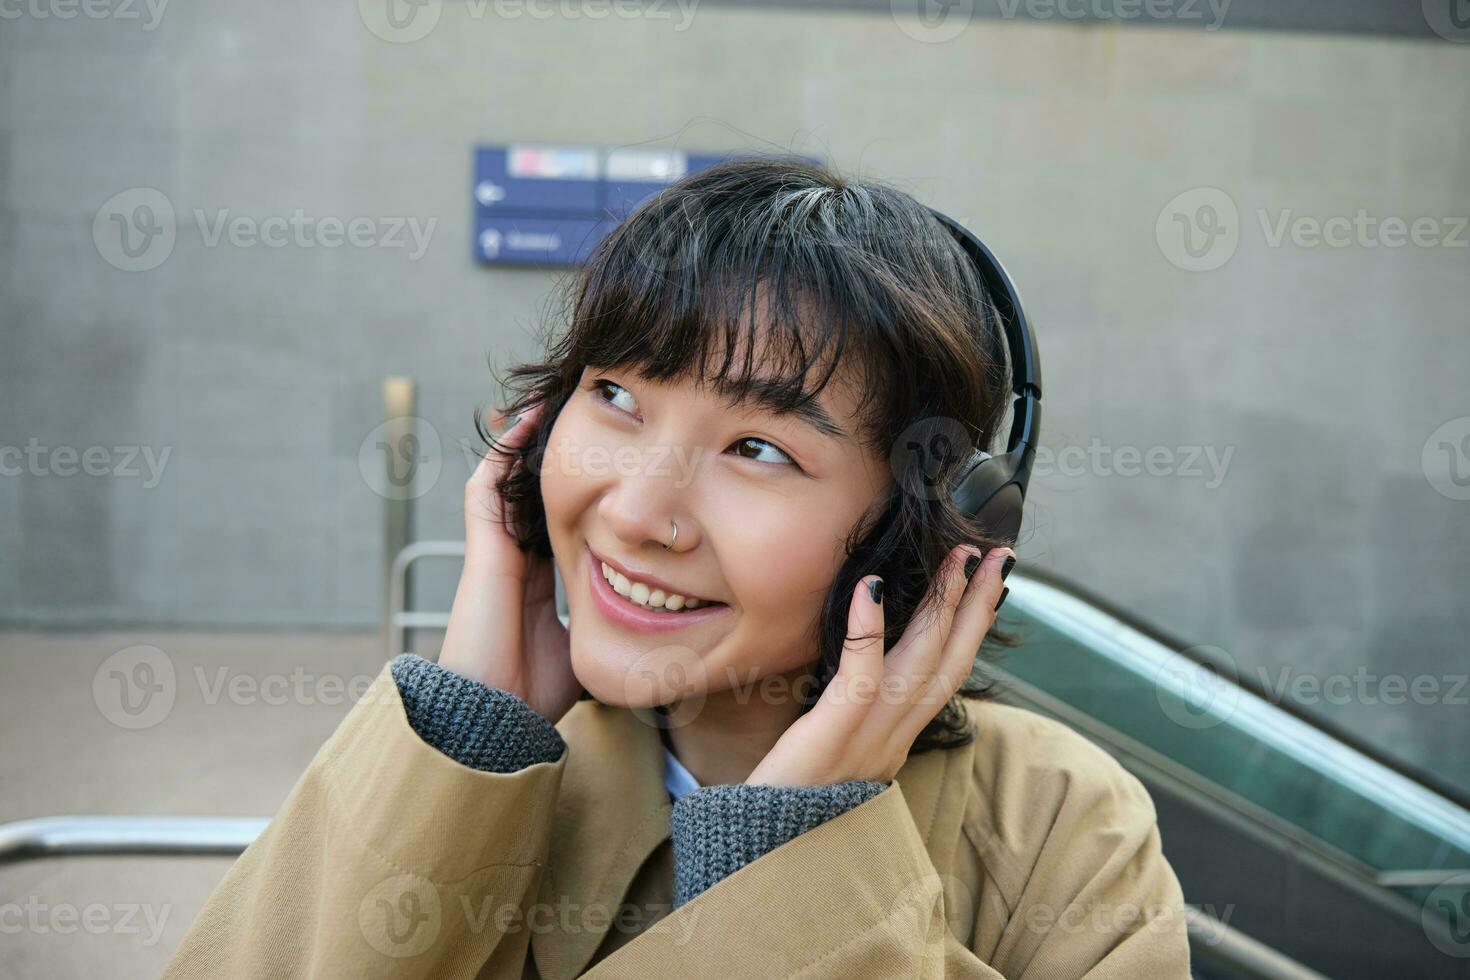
[472,145,818,267]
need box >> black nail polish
[1001,555,1016,581]
[867,578,884,605]
[963,554,981,581]
[994,587,1009,612]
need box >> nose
[597,470,698,554]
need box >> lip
[588,545,720,605]
[585,544,731,635]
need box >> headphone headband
[924,207,1044,545]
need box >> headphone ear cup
[952,452,1024,545]
[973,482,1023,546]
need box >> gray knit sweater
[389,654,886,909]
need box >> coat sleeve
[581,760,1191,978]
[161,655,568,980]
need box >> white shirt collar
[662,743,701,801]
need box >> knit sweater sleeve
[669,780,888,908]
[389,653,566,772]
[390,652,880,907]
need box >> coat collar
[529,697,976,980]
[532,699,674,980]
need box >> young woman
[163,159,1191,978]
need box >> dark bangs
[481,156,1018,756]
[559,157,1008,460]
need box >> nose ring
[664,519,678,551]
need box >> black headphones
[925,208,1043,547]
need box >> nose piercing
[664,519,678,551]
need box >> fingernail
[994,587,1009,612]
[963,554,981,582]
[1001,555,1016,581]
[867,577,884,605]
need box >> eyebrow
[735,378,852,443]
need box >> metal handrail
[386,539,465,659]
[0,816,266,863]
[1185,907,1329,980]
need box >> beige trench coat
[162,660,1192,979]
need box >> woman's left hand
[744,544,1015,788]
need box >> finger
[888,544,980,676]
[823,575,887,720]
[470,401,546,530]
[920,546,1015,713]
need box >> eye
[730,437,798,469]
[589,378,640,419]
[589,376,800,471]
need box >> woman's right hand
[436,400,581,725]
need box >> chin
[566,629,711,710]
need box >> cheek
[540,412,600,530]
[721,498,847,620]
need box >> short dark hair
[480,155,1019,754]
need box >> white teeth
[602,561,710,613]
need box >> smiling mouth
[596,560,725,614]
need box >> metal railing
[386,539,465,659]
[0,816,267,862]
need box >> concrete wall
[2,3,1468,785]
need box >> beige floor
[0,628,442,979]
